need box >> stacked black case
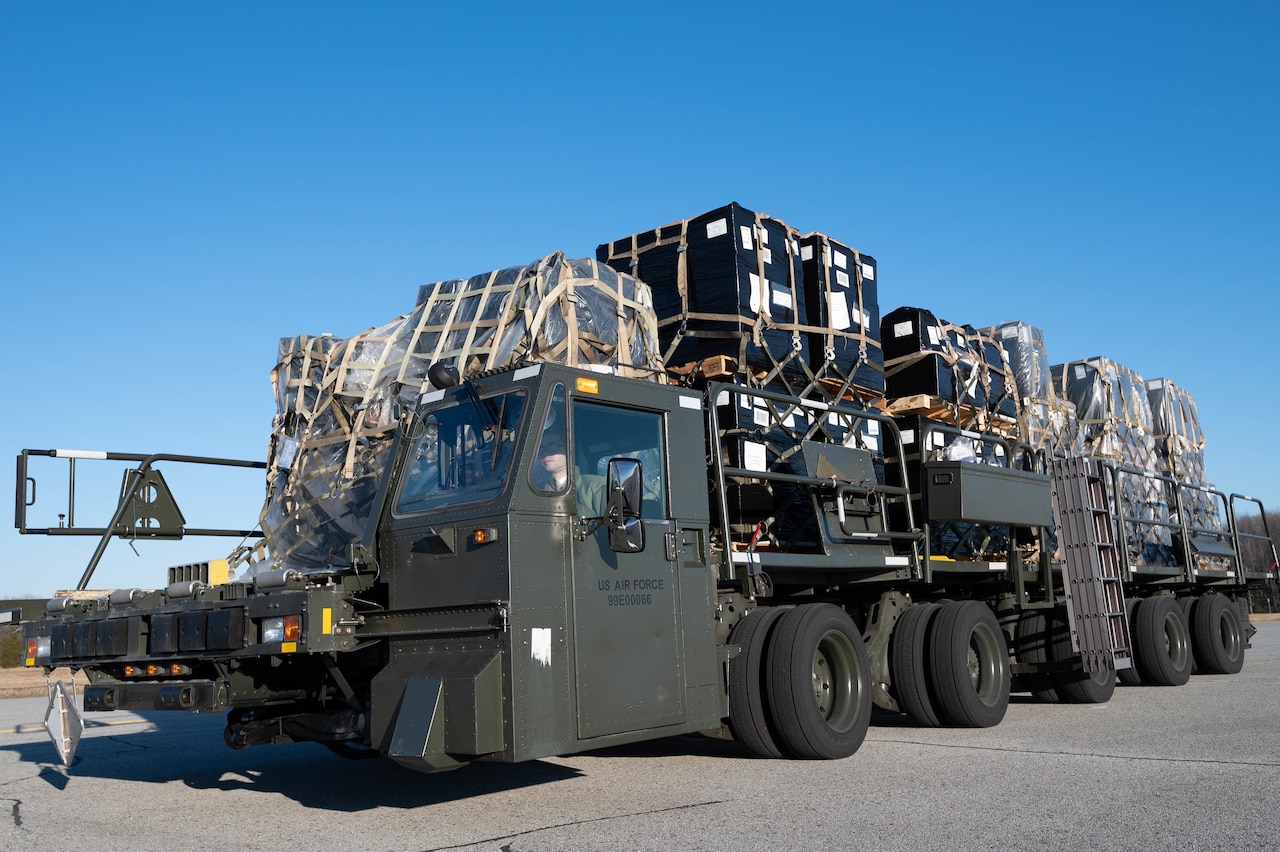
[597,202,809,383]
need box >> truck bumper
[84,679,229,712]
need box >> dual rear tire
[890,601,1010,727]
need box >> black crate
[597,202,809,382]
[799,233,884,395]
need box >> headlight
[261,615,300,644]
[25,636,51,666]
[261,617,284,643]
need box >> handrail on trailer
[704,381,922,588]
[1227,493,1279,579]
[1094,461,1276,585]
[14,448,267,591]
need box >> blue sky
[2,2,1276,597]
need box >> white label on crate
[531,628,551,666]
[828,412,840,425]
[927,325,940,345]
[706,218,728,239]
[865,420,879,435]
[928,432,946,450]
[759,226,769,246]
[834,250,848,270]
[753,407,770,427]
[743,441,768,472]
[773,288,793,310]
[861,262,875,281]
[763,247,773,265]
[900,429,915,446]
[749,273,763,313]
[716,391,731,407]
[864,434,881,452]
[678,395,701,410]
[1074,365,1086,379]
[893,321,914,338]
[801,244,814,261]
[859,309,872,330]
[828,292,851,329]
[740,394,752,410]
[836,269,850,289]
[740,225,754,250]
[787,413,799,428]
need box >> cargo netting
[251,252,663,575]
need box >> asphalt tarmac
[1,623,1276,851]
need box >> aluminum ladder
[1050,456,1133,673]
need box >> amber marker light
[283,614,301,641]
[473,527,500,544]
[575,377,599,394]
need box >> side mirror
[606,458,644,553]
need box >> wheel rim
[1162,611,1189,670]
[812,629,861,732]
[967,622,1004,707]
[1218,608,1242,661]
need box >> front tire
[766,604,872,759]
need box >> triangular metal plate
[44,680,83,767]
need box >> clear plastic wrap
[255,252,663,575]
[1051,356,1173,565]
[1146,377,1220,534]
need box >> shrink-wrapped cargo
[1147,377,1221,533]
[1052,356,1174,565]
[258,252,663,574]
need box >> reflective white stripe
[730,551,761,565]
[513,365,542,381]
[885,556,910,566]
[678,395,701,410]
[422,390,445,403]
[53,449,108,459]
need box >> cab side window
[571,401,667,519]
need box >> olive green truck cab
[15,362,1278,769]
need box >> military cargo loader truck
[15,361,1278,769]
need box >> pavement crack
[1,799,21,828]
[106,734,150,750]
[420,798,728,851]
[869,737,1280,768]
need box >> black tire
[1132,595,1192,686]
[1013,609,1060,703]
[1192,594,1245,675]
[1179,596,1200,675]
[927,601,1010,727]
[727,607,785,758]
[890,603,942,726]
[1118,597,1142,686]
[1043,608,1116,704]
[766,604,872,759]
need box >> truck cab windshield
[395,389,527,514]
